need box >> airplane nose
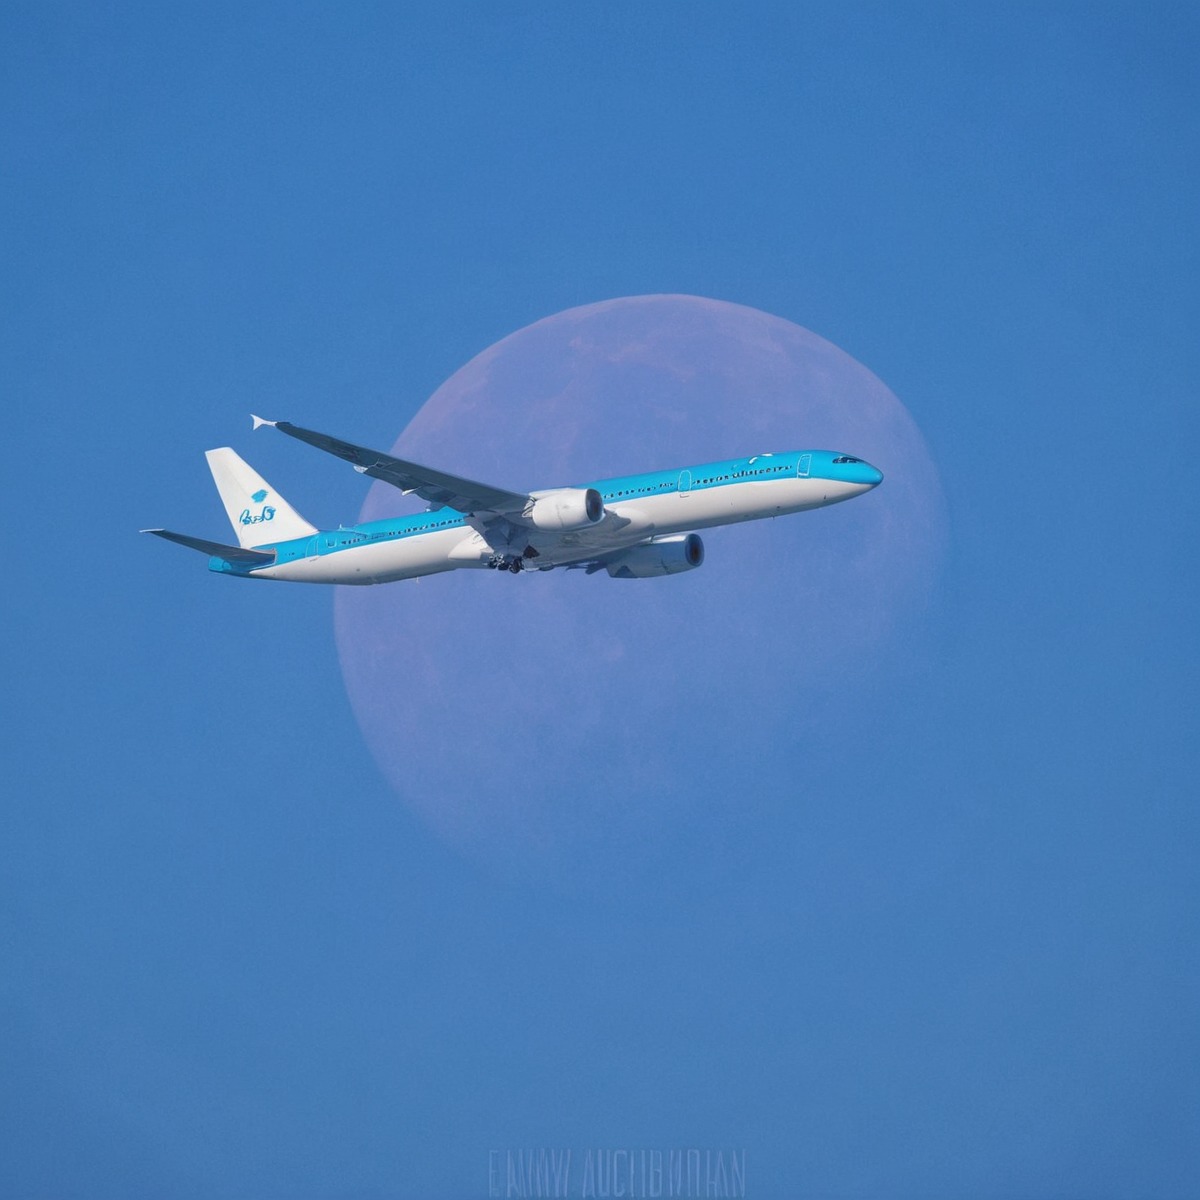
[843,460,883,487]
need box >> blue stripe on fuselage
[211,509,472,576]
[216,449,867,576]
[587,449,878,499]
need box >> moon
[334,295,945,884]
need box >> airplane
[143,416,884,584]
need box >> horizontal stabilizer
[142,529,276,564]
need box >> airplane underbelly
[258,528,466,584]
[663,482,757,530]
[655,479,831,533]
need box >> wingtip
[251,414,276,431]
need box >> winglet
[251,414,276,431]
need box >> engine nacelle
[525,487,605,531]
[605,533,705,579]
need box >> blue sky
[2,4,1197,1198]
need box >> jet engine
[605,533,704,578]
[525,487,605,531]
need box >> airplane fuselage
[211,449,882,584]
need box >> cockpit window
[832,456,861,464]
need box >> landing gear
[487,553,525,573]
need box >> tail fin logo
[205,446,316,547]
[241,487,274,525]
[240,504,276,526]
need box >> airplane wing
[254,416,529,517]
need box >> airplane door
[679,470,692,495]
[797,454,811,478]
[306,536,320,558]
